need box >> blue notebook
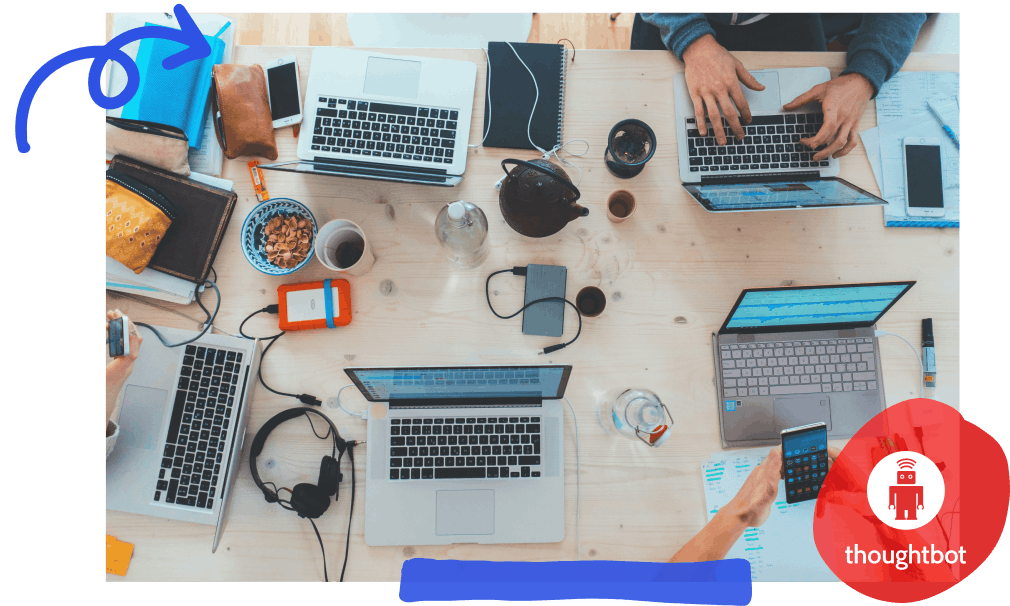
[120,22,229,149]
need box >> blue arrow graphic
[15,4,210,153]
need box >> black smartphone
[522,264,567,337]
[108,316,129,358]
[781,421,828,504]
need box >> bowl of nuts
[240,198,318,275]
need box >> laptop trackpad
[436,490,494,536]
[742,71,782,112]
[774,395,832,432]
[118,385,169,452]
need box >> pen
[926,101,959,150]
[922,318,936,389]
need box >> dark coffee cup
[576,286,607,317]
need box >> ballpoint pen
[926,101,959,150]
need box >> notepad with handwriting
[482,42,568,151]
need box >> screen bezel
[266,58,302,125]
[683,176,887,212]
[718,281,916,335]
[344,365,574,405]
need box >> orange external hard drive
[277,279,352,331]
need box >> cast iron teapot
[498,158,588,238]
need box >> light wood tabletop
[106,48,959,581]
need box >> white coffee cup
[315,219,375,276]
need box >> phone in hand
[903,136,945,217]
[781,421,828,504]
[264,55,303,129]
[109,315,130,358]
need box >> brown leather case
[211,64,278,160]
[109,155,238,284]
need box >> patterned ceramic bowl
[240,198,318,276]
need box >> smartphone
[264,56,303,129]
[781,421,828,504]
[903,136,945,217]
[109,315,130,358]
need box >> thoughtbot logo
[867,451,945,530]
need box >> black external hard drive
[522,264,566,337]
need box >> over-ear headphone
[249,407,346,519]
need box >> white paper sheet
[702,449,837,582]
[875,71,959,125]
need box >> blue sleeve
[639,13,715,60]
[841,13,927,97]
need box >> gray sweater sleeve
[639,13,715,60]
[841,13,927,97]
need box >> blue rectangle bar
[399,559,752,604]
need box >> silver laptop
[260,47,477,187]
[106,325,261,552]
[675,67,886,212]
[346,365,571,546]
[712,282,915,448]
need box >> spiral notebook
[481,42,568,151]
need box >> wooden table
[106,48,959,581]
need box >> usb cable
[485,266,582,355]
[875,330,924,398]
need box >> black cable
[239,306,321,406]
[486,267,582,355]
[309,518,329,582]
[340,443,357,582]
[135,280,221,348]
[304,412,336,456]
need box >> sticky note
[106,534,134,576]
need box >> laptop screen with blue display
[345,366,571,402]
[721,283,914,333]
[683,178,885,212]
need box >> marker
[926,101,959,150]
[922,318,936,389]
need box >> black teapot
[498,158,588,238]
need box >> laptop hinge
[700,170,821,184]
[387,397,543,409]
[311,156,449,176]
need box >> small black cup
[605,119,657,179]
[576,286,607,318]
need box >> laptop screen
[345,366,572,402]
[720,282,915,333]
[683,177,885,212]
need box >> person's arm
[639,14,715,61]
[841,13,928,97]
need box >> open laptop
[260,47,477,187]
[106,325,262,552]
[674,67,887,212]
[712,281,915,447]
[345,365,571,546]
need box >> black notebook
[482,42,568,151]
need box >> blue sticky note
[725,400,737,412]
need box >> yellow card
[106,534,133,576]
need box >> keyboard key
[435,467,486,479]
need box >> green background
[5,0,1001,597]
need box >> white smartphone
[903,136,945,217]
[264,56,303,129]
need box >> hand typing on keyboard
[782,72,874,161]
[682,34,765,144]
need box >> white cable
[468,46,492,148]
[562,395,581,561]
[875,330,924,398]
[330,383,367,420]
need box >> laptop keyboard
[311,97,458,164]
[686,114,831,173]
[720,338,878,397]
[155,345,246,509]
[389,416,543,481]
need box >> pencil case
[106,168,182,274]
[106,117,191,176]
[211,64,278,160]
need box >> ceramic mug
[315,219,375,276]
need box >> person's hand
[106,309,142,386]
[682,34,765,145]
[728,446,783,528]
[783,73,874,161]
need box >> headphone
[249,407,347,519]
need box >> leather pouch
[106,168,181,274]
[106,117,191,176]
[211,64,278,160]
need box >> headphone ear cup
[317,455,340,497]
[290,483,330,519]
